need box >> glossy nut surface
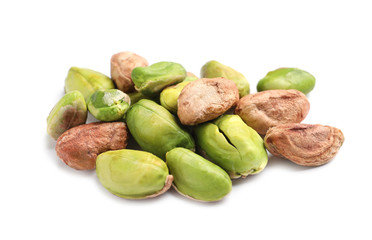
[131,61,186,96]
[257,68,315,94]
[65,67,115,100]
[87,89,130,121]
[47,90,87,140]
[166,148,232,202]
[195,115,268,178]
[201,60,250,98]
[96,149,173,199]
[126,99,195,159]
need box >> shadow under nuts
[56,122,128,170]
[235,89,310,135]
[264,123,344,166]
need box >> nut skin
[264,123,344,166]
[166,147,232,202]
[177,77,239,126]
[56,122,128,170]
[126,99,195,160]
[235,89,310,135]
[96,149,173,199]
[131,61,187,96]
[195,115,268,179]
[201,60,250,98]
[110,52,148,93]
[159,76,197,114]
[65,67,115,101]
[47,90,87,140]
[257,68,316,94]
[87,89,131,121]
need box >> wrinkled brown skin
[110,52,148,93]
[264,123,344,166]
[177,77,239,125]
[235,89,310,135]
[56,122,128,170]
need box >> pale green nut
[159,76,197,114]
[200,60,250,98]
[87,89,131,121]
[127,90,157,105]
[131,61,187,97]
[126,99,195,159]
[257,68,316,94]
[96,149,173,199]
[47,90,87,140]
[65,67,115,101]
[166,147,232,202]
[195,115,268,179]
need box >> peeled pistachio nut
[131,61,187,96]
[159,76,197,114]
[96,149,173,199]
[56,122,128,170]
[87,89,130,121]
[235,89,310,135]
[177,77,239,126]
[47,90,87,140]
[195,115,268,179]
[264,123,344,166]
[201,60,250,98]
[166,147,232,202]
[257,68,316,94]
[65,67,115,100]
[126,99,195,159]
[110,51,148,93]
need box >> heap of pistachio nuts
[47,51,344,202]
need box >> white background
[1,0,371,239]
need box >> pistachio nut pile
[47,52,344,202]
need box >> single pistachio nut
[131,61,187,96]
[177,77,239,126]
[257,68,316,94]
[201,60,250,98]
[166,147,232,202]
[47,91,87,140]
[126,99,195,159]
[56,122,128,170]
[87,89,131,121]
[65,67,115,100]
[235,89,310,135]
[264,123,344,166]
[195,115,268,179]
[159,76,197,114]
[96,149,173,199]
[110,51,148,93]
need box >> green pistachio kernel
[257,67,316,94]
[166,147,232,202]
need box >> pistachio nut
[195,115,268,179]
[65,67,115,100]
[131,61,187,96]
[47,90,87,140]
[264,123,344,166]
[257,68,316,94]
[126,99,195,159]
[96,149,173,199]
[166,148,232,202]
[87,89,131,121]
[110,51,148,93]
[200,60,250,98]
[159,76,197,114]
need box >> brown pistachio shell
[177,77,239,126]
[264,123,344,166]
[235,89,310,135]
[56,122,128,170]
[110,51,148,93]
